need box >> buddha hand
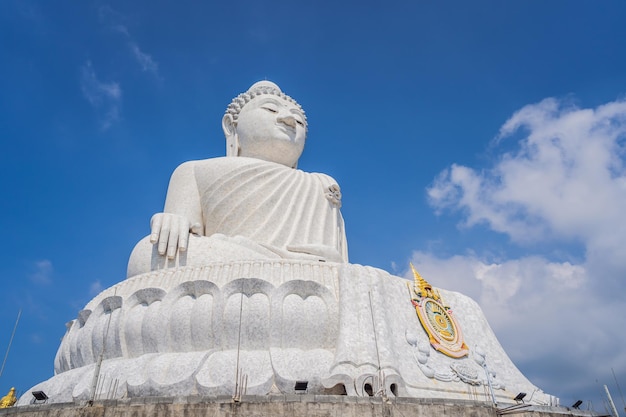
[150,213,197,259]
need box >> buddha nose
[277,114,297,128]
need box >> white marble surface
[128,157,347,278]
[140,81,347,272]
[20,261,553,405]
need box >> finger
[158,215,171,255]
[150,214,163,244]
[189,223,204,236]
[178,218,189,252]
[190,222,203,236]
[167,221,179,259]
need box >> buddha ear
[222,113,239,157]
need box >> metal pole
[612,368,626,411]
[234,281,244,401]
[605,384,620,417]
[89,291,116,405]
[368,292,386,399]
[482,360,497,406]
[0,309,21,379]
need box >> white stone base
[18,260,554,406]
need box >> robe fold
[197,157,347,260]
[128,157,348,277]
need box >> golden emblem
[408,264,468,358]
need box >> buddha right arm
[150,161,204,259]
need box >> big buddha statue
[127,81,347,278]
[19,82,555,407]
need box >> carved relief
[54,267,339,374]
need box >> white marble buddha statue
[21,80,552,406]
[128,81,348,278]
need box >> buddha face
[225,94,307,168]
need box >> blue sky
[2,0,626,412]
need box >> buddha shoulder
[173,156,319,180]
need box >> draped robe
[127,157,348,277]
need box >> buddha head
[223,81,307,168]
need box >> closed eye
[262,106,278,113]
[296,120,304,127]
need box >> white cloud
[98,5,128,35]
[428,98,626,271]
[421,96,626,404]
[408,251,588,333]
[129,42,159,76]
[98,5,160,78]
[80,61,122,130]
[89,280,103,296]
[29,259,53,285]
[408,251,623,402]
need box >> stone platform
[2,396,602,417]
[20,260,554,405]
